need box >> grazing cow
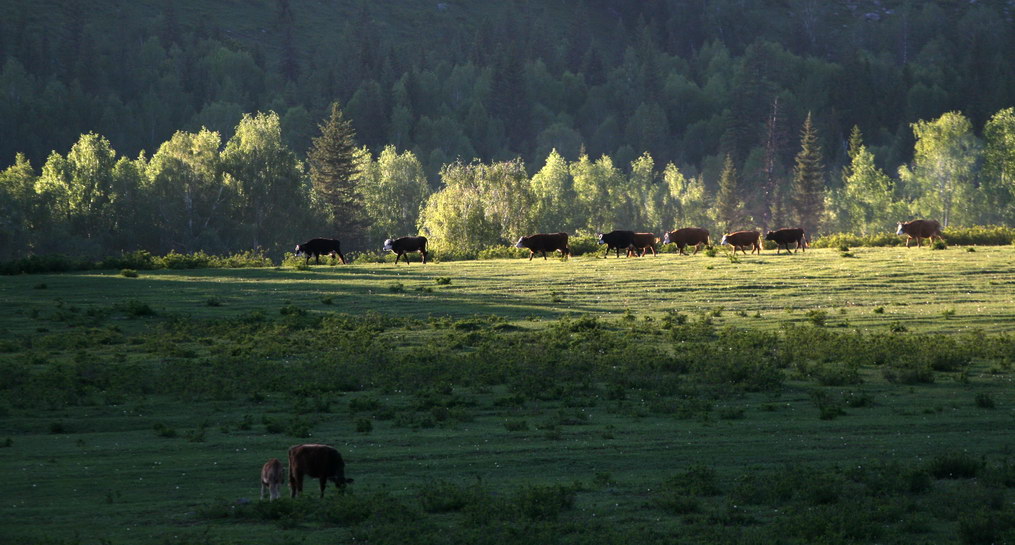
[720,230,762,255]
[597,230,639,258]
[514,232,571,260]
[383,236,428,264]
[765,228,807,254]
[294,238,346,265]
[896,219,943,247]
[628,232,659,257]
[260,458,285,501]
[288,443,353,498]
[662,228,710,255]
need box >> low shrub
[927,452,981,479]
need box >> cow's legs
[261,482,267,500]
[290,473,301,498]
[319,477,327,498]
[394,252,402,264]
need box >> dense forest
[1,0,1014,258]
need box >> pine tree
[790,112,825,235]
[308,102,366,246]
[712,154,744,233]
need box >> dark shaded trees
[790,113,825,235]
[307,102,366,248]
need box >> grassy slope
[3,246,1014,335]
[2,247,1014,544]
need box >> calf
[295,238,346,265]
[663,228,710,255]
[383,236,428,264]
[288,443,353,498]
[720,230,762,255]
[896,219,943,247]
[514,232,571,260]
[260,458,284,501]
[765,228,807,254]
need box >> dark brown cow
[295,238,346,265]
[765,228,807,254]
[288,444,353,498]
[662,228,710,255]
[514,232,571,260]
[383,236,428,264]
[597,231,640,257]
[720,230,762,255]
[896,219,943,247]
[260,458,284,501]
[628,232,659,257]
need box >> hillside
[2,0,1013,175]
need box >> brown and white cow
[515,232,571,260]
[896,219,943,247]
[720,230,762,255]
[628,232,659,257]
[765,228,807,254]
[662,228,710,255]
[288,443,353,498]
[260,458,285,501]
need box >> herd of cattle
[294,219,944,265]
[271,221,948,500]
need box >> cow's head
[662,232,672,245]
[382,238,395,251]
[597,233,606,245]
[896,222,905,235]
[720,234,729,246]
[764,231,775,241]
[514,236,527,248]
[294,244,303,256]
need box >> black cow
[597,230,639,258]
[765,228,807,254]
[515,232,571,260]
[288,444,353,498]
[663,228,710,255]
[295,238,346,265]
[383,236,428,264]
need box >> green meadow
[2,247,1014,544]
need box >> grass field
[2,247,1014,544]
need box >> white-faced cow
[515,232,571,260]
[896,219,943,247]
[383,236,428,264]
[597,231,639,258]
[288,443,353,498]
[662,228,710,255]
[765,228,807,254]
[260,458,285,501]
[720,230,762,255]
[295,238,347,265]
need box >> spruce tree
[790,112,825,235]
[712,154,744,233]
[308,101,366,246]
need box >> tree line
[2,1,1013,183]
[1,104,1013,260]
